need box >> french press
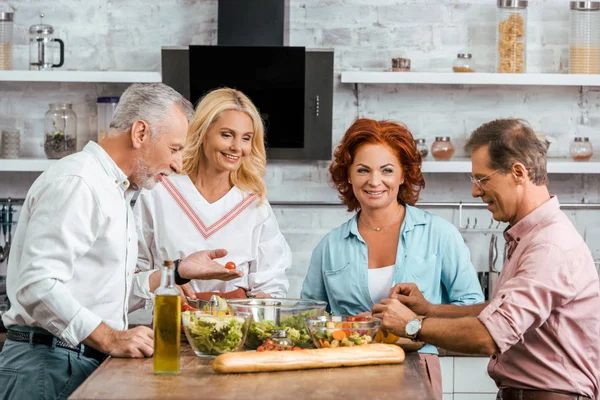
[28,13,64,70]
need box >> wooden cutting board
[212,343,406,373]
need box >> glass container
[431,136,455,161]
[227,298,327,349]
[29,13,64,71]
[270,330,294,350]
[153,260,181,375]
[1,129,20,159]
[453,53,475,72]
[415,138,428,158]
[570,137,593,161]
[391,57,411,72]
[0,12,14,70]
[496,0,528,73]
[97,97,119,141]
[569,1,600,74]
[44,103,77,159]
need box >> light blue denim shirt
[300,205,484,354]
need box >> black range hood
[161,0,333,160]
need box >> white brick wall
[1,0,600,294]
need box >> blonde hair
[183,88,267,203]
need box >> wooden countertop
[69,343,435,400]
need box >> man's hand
[107,326,154,358]
[389,283,432,316]
[372,298,417,338]
[84,323,154,358]
[178,249,243,281]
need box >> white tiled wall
[1,0,600,293]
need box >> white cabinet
[453,357,497,393]
[440,356,498,399]
[440,357,454,394]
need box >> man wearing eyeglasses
[373,119,599,400]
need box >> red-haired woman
[301,119,483,400]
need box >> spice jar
[415,138,428,158]
[0,12,14,70]
[453,53,475,72]
[44,103,77,159]
[569,1,600,74]
[270,330,293,350]
[570,137,593,161]
[391,57,411,72]
[496,0,528,73]
[431,137,455,161]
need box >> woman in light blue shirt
[300,118,483,399]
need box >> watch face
[406,319,421,336]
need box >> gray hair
[464,118,548,186]
[108,83,193,137]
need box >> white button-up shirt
[2,142,142,347]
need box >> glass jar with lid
[0,12,14,70]
[44,103,77,159]
[453,53,475,72]
[431,137,455,161]
[415,138,428,158]
[496,0,528,73]
[569,1,600,74]
[570,137,593,161]
[97,97,119,141]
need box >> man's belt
[7,329,107,364]
[500,388,591,400]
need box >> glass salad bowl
[305,315,381,348]
[181,310,252,357]
[226,298,327,349]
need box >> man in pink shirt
[373,119,600,400]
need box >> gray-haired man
[0,83,242,400]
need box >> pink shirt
[478,196,600,399]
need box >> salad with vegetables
[182,311,249,355]
[307,316,378,348]
[246,312,315,349]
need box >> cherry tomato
[257,346,265,352]
[225,261,236,270]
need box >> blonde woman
[134,88,291,300]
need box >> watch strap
[174,259,191,285]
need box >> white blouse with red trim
[133,174,291,299]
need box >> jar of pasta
[496,0,528,73]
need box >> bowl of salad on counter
[226,298,327,349]
[305,315,381,348]
[181,310,252,357]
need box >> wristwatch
[173,259,190,285]
[405,317,426,341]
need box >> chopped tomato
[257,346,265,352]
[225,261,236,270]
[181,304,198,312]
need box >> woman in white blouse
[134,88,291,299]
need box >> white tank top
[368,265,396,304]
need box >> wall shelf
[0,70,161,83]
[2,158,600,174]
[423,158,600,173]
[340,71,600,86]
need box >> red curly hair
[330,118,425,212]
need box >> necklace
[359,207,404,232]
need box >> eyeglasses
[470,169,500,191]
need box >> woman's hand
[177,283,196,305]
[178,249,243,281]
[254,292,271,299]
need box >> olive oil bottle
[153,260,181,375]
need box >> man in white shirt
[0,83,243,400]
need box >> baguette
[212,343,405,374]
